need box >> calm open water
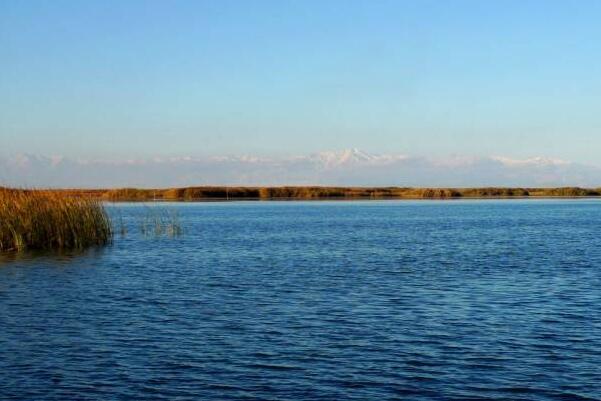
[1,200,601,401]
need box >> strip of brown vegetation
[52,186,601,201]
[0,188,112,252]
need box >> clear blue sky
[1,0,600,162]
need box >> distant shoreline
[31,186,601,201]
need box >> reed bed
[0,188,112,252]
[139,206,183,237]
[88,186,601,201]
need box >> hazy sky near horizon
[1,0,600,163]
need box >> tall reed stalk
[0,188,112,252]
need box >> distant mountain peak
[1,151,598,188]
[310,148,372,166]
[491,156,571,167]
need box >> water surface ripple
[1,200,601,400]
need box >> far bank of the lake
[36,186,601,201]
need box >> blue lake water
[1,200,601,400]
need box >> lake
[1,200,600,400]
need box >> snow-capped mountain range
[1,149,599,188]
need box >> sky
[1,0,601,184]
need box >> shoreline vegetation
[0,188,111,252]
[1,185,598,252]
[39,186,601,201]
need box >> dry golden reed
[0,188,112,252]
[93,186,601,201]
